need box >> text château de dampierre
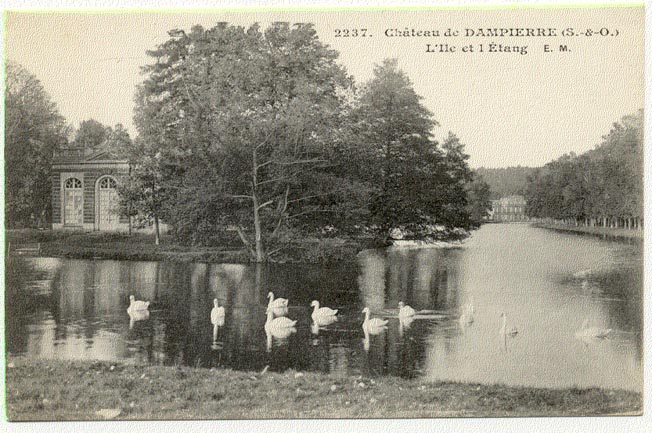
[384,28,559,37]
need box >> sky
[4,6,645,168]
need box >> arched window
[65,177,82,189]
[63,177,83,225]
[99,177,117,189]
[96,176,119,230]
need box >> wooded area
[5,23,490,262]
[122,23,488,260]
[524,110,643,230]
[475,166,538,199]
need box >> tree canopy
[70,119,110,151]
[5,61,70,227]
[128,23,479,259]
[133,23,356,259]
[475,166,538,199]
[524,110,643,229]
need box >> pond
[5,224,643,391]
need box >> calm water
[5,224,643,391]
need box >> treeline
[524,110,643,229]
[5,23,492,262]
[475,166,538,199]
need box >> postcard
[2,2,647,431]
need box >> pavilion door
[98,177,119,231]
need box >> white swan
[264,309,296,332]
[310,300,338,321]
[500,313,518,337]
[127,295,149,313]
[127,309,149,329]
[267,305,289,317]
[575,319,612,339]
[362,307,388,333]
[264,310,296,352]
[313,313,338,328]
[266,326,296,351]
[210,298,225,325]
[267,292,289,309]
[398,301,416,318]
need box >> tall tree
[351,59,442,236]
[133,23,352,261]
[5,61,70,227]
[434,133,474,228]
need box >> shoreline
[5,229,469,264]
[5,229,372,264]
[532,223,643,241]
[4,358,641,420]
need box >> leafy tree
[70,119,111,151]
[434,132,474,228]
[350,59,450,237]
[134,23,352,261]
[117,136,166,245]
[69,120,132,155]
[5,61,70,228]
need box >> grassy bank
[5,229,370,264]
[533,223,643,241]
[4,359,641,421]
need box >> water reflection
[5,224,643,391]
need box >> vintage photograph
[2,3,646,426]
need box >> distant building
[51,146,130,231]
[489,195,529,222]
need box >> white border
[1,1,650,433]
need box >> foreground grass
[5,229,369,264]
[5,359,641,421]
[533,223,643,241]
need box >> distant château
[488,195,529,223]
[51,145,129,231]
